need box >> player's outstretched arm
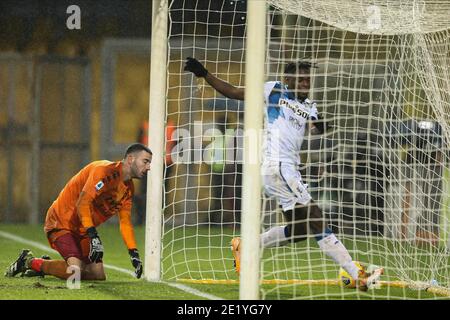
[310,114,329,135]
[118,206,142,278]
[184,57,245,101]
[308,104,328,135]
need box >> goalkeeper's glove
[87,227,104,263]
[129,249,143,279]
[184,57,208,77]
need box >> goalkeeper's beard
[131,163,148,179]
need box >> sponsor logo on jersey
[288,116,304,130]
[279,98,310,119]
[95,181,104,191]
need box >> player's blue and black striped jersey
[263,81,318,165]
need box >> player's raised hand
[87,227,104,263]
[184,57,208,77]
[129,249,143,279]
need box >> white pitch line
[162,281,224,300]
[0,230,222,300]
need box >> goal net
[160,0,450,299]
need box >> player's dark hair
[284,60,318,75]
[124,143,153,158]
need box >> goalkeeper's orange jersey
[44,160,137,249]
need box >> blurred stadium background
[0,0,239,225]
[1,0,450,301]
[0,0,150,224]
[1,0,446,234]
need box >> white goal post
[145,0,168,282]
[239,0,266,300]
[144,1,267,299]
[145,0,450,300]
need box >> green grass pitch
[0,224,447,300]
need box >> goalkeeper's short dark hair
[124,143,153,158]
[284,60,318,76]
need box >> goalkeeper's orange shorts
[47,229,95,264]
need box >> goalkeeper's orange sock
[30,258,71,280]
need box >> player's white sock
[260,226,289,248]
[317,233,360,280]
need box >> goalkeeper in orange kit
[4,143,152,281]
